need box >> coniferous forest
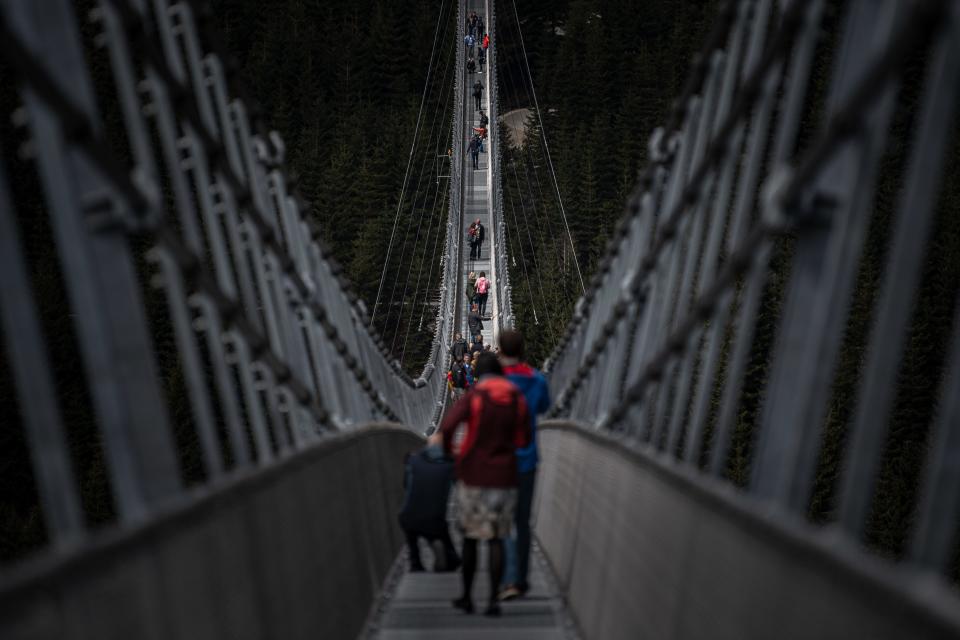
[209,0,716,371]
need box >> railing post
[6,0,182,520]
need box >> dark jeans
[404,526,459,570]
[475,96,482,109]
[504,469,536,590]
[471,151,479,169]
[477,292,488,316]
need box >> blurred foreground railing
[0,0,457,554]
[544,0,960,582]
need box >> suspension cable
[499,42,560,265]
[386,14,458,354]
[508,160,552,326]
[508,0,585,294]
[497,8,572,328]
[370,0,450,328]
[410,91,458,353]
[393,68,457,356]
[401,184,450,364]
[496,25,558,325]
[399,38,460,365]
[503,157,542,326]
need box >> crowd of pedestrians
[397,15,547,619]
[465,11,489,169]
[401,330,550,617]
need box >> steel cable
[382,1,459,352]
[507,0,585,294]
[370,0,451,328]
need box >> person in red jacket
[433,352,530,617]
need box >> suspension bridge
[1,0,960,638]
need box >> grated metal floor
[367,539,576,639]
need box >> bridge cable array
[383,6,459,365]
[496,1,587,333]
[370,0,455,346]
[507,0,585,296]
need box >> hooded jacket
[503,363,551,473]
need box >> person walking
[478,47,486,72]
[450,332,468,363]
[466,57,476,74]
[466,270,477,300]
[467,303,483,338]
[469,135,480,170]
[482,33,490,50]
[496,330,551,601]
[478,109,489,128]
[475,271,490,317]
[466,270,478,301]
[473,125,487,153]
[462,353,475,387]
[472,80,484,110]
[434,352,531,616]
[399,442,461,572]
[468,11,478,37]
[467,220,476,259]
[471,334,484,357]
[447,354,473,399]
[472,218,485,259]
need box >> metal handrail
[542,0,960,582]
[0,0,465,544]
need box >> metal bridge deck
[369,541,574,639]
[461,0,496,350]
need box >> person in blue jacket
[496,330,550,600]
[398,443,461,572]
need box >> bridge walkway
[368,538,573,639]
[460,5,496,351]
[367,0,573,636]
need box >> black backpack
[451,363,467,388]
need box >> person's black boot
[446,554,461,572]
[452,596,474,614]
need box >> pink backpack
[476,277,488,295]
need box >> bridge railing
[486,0,514,332]
[544,0,960,581]
[0,0,455,553]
